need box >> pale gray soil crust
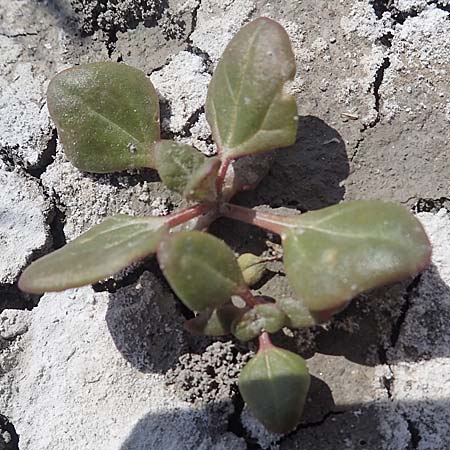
[1,1,450,449]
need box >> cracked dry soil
[1,0,450,449]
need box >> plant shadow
[237,115,350,211]
[211,115,349,255]
[105,269,191,375]
[35,0,81,35]
[116,377,335,450]
[269,263,450,367]
[117,396,450,450]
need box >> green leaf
[157,231,245,312]
[282,201,432,312]
[47,62,160,173]
[18,215,167,293]
[184,303,243,336]
[232,303,288,341]
[276,298,317,328]
[154,140,220,201]
[239,344,310,433]
[206,17,298,160]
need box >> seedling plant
[19,18,431,434]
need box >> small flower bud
[237,253,269,287]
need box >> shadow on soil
[104,268,190,375]
[104,260,450,382]
[0,414,20,450]
[35,0,80,35]
[38,0,172,35]
[211,115,349,255]
[266,263,450,368]
[305,264,449,367]
[118,397,450,450]
[237,115,350,211]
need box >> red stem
[258,332,274,351]
[239,288,259,307]
[216,157,232,194]
[164,203,213,228]
[221,203,297,235]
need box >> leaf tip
[17,266,45,295]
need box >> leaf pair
[186,299,298,341]
[48,63,220,202]
[49,17,298,176]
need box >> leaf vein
[82,101,142,145]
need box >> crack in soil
[187,0,202,44]
[0,199,64,312]
[25,129,58,179]
[0,283,41,312]
[0,130,67,311]
[187,44,214,74]
[180,106,204,137]
[0,414,20,450]
[390,274,422,349]
[371,0,392,19]
[434,2,450,13]
[371,0,418,24]
[351,2,395,162]
[186,1,215,75]
[377,273,423,400]
[227,391,262,450]
[20,131,68,253]
[351,52,388,161]
[106,28,118,58]
[372,0,450,24]
[0,127,57,180]
[48,198,67,251]
[350,134,365,162]
[0,32,39,38]
[0,149,16,171]
[406,418,421,449]
[371,56,391,127]
[414,197,450,213]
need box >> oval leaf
[239,344,311,433]
[184,303,243,336]
[48,62,160,173]
[232,303,287,342]
[154,140,220,201]
[206,17,298,160]
[19,215,167,293]
[157,231,245,312]
[283,201,432,312]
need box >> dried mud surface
[1,1,450,449]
